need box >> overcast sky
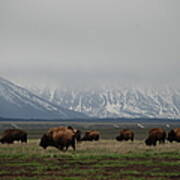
[0,0,180,88]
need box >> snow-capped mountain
[0,77,87,119]
[29,86,180,119]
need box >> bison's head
[39,134,50,149]
[167,130,175,142]
[145,138,152,146]
[116,135,123,141]
[145,137,157,146]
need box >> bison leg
[60,146,64,151]
[153,141,157,146]
[65,145,68,151]
[71,143,75,151]
[163,138,166,144]
[116,136,120,141]
[7,141,14,144]
[56,144,64,151]
[159,139,165,144]
[159,136,166,144]
[71,140,76,151]
[22,135,27,143]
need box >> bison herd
[0,127,180,151]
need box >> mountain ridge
[29,86,180,119]
[0,77,87,119]
[1,76,180,119]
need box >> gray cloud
[0,0,180,88]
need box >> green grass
[1,140,180,180]
[14,178,38,180]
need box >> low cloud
[0,0,180,88]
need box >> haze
[0,0,180,88]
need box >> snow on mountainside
[0,77,87,119]
[29,86,180,119]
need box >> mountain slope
[0,77,87,119]
[30,86,180,119]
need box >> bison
[167,128,180,143]
[47,126,81,142]
[81,130,100,141]
[116,129,134,142]
[67,126,81,142]
[39,126,78,151]
[145,128,166,146]
[0,129,27,144]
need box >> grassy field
[1,139,180,180]
[1,120,180,180]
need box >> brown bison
[167,128,180,142]
[145,128,166,146]
[39,126,78,151]
[81,130,100,141]
[0,129,27,144]
[67,126,81,142]
[116,129,134,142]
[47,126,81,142]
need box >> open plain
[0,120,180,180]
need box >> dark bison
[81,130,100,141]
[167,128,180,142]
[116,129,134,142]
[0,129,27,144]
[39,126,78,151]
[145,128,166,146]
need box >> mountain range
[1,77,180,119]
[0,77,87,119]
[29,85,180,119]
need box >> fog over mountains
[29,84,180,119]
[0,77,87,119]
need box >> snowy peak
[2,76,180,119]
[0,77,87,119]
[30,86,180,119]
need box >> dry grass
[77,139,180,155]
[1,139,180,156]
